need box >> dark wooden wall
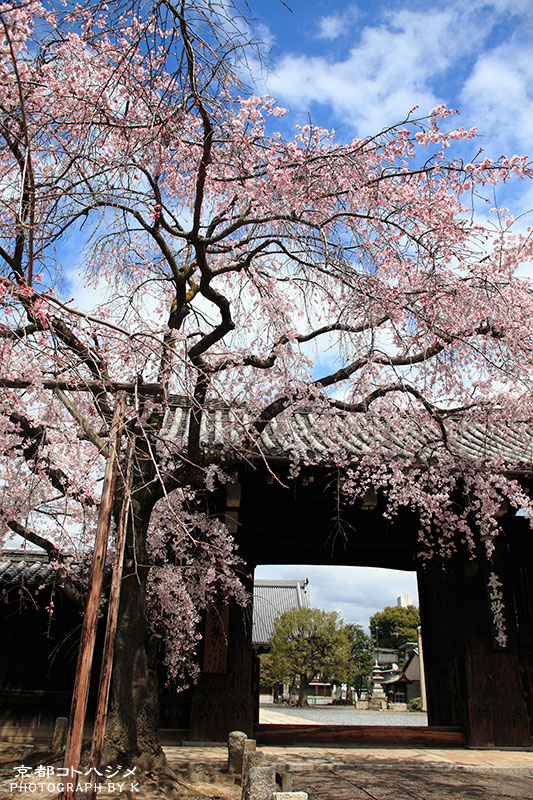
[0,583,103,728]
[235,463,419,570]
[418,534,531,747]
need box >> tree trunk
[102,505,165,772]
[297,678,309,707]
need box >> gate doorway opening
[253,564,428,735]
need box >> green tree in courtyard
[259,653,285,703]
[269,607,351,706]
[345,624,374,698]
[369,605,420,649]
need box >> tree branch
[9,410,97,506]
[6,520,85,606]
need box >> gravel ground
[259,703,428,726]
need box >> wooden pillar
[188,588,255,740]
[418,546,530,747]
[504,520,533,741]
[189,480,255,741]
[417,625,427,712]
[417,561,462,728]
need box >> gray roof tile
[162,400,533,469]
[0,551,57,585]
[252,579,310,645]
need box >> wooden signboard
[486,570,509,650]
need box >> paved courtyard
[167,743,533,800]
[2,737,533,799]
[285,762,533,799]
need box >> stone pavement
[166,743,533,800]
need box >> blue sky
[248,0,533,158]
[250,0,533,628]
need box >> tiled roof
[0,549,94,589]
[163,398,533,469]
[0,550,58,586]
[252,579,310,645]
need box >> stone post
[271,793,308,800]
[227,730,248,774]
[52,717,68,752]
[241,748,265,790]
[278,773,293,791]
[241,765,276,800]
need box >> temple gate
[188,461,533,747]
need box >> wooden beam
[0,378,163,394]
[254,723,466,747]
[62,394,126,800]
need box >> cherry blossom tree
[2,0,533,773]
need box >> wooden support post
[87,441,133,800]
[189,566,255,741]
[62,394,126,800]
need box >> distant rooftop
[252,578,310,646]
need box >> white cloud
[264,8,475,134]
[315,6,360,41]
[461,42,533,152]
[316,16,344,41]
[254,21,275,47]
[261,1,533,144]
